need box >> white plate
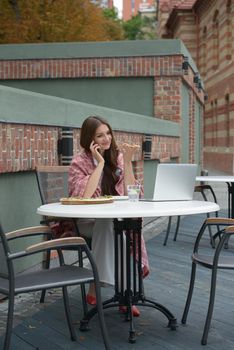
[113,196,129,201]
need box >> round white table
[196,175,234,218]
[37,200,219,219]
[37,199,219,343]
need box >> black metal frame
[163,184,219,247]
[181,218,234,345]
[80,217,177,343]
[0,225,111,350]
[226,182,234,219]
[35,165,89,312]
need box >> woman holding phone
[68,116,149,317]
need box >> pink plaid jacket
[68,150,149,277]
[68,150,125,198]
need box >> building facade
[123,0,156,21]
[91,0,114,8]
[158,0,234,174]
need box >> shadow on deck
[1,210,234,349]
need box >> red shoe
[86,294,96,306]
[119,305,140,317]
[142,266,150,278]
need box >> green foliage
[123,14,157,40]
[0,0,124,43]
[0,0,156,44]
[103,7,119,20]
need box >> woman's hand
[90,141,105,164]
[119,143,140,163]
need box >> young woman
[68,116,149,317]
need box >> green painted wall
[0,172,41,231]
[0,85,180,136]
[143,160,159,198]
[0,171,43,273]
[0,78,154,116]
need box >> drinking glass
[127,185,141,202]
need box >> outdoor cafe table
[37,199,219,343]
[196,175,234,218]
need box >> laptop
[142,163,198,202]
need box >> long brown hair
[80,116,119,195]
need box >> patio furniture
[37,199,219,343]
[35,165,93,304]
[35,164,94,242]
[196,175,234,219]
[165,184,219,246]
[0,224,111,350]
[164,184,219,247]
[181,217,234,345]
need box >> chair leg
[201,268,218,345]
[78,250,88,316]
[4,293,15,350]
[163,217,172,246]
[40,249,51,303]
[95,283,111,350]
[181,262,197,325]
[205,213,216,249]
[74,220,89,317]
[173,216,181,241]
[62,286,77,341]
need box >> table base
[80,218,177,343]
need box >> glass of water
[127,185,141,202]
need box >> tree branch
[9,0,21,21]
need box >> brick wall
[0,123,59,173]
[0,45,203,181]
[0,121,181,187]
[0,56,183,84]
[158,0,234,174]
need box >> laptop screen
[152,164,198,201]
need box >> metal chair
[0,224,111,350]
[164,184,219,246]
[181,217,234,345]
[35,165,93,303]
[35,165,94,241]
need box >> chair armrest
[194,218,234,253]
[225,226,234,234]
[8,237,87,261]
[6,225,52,240]
[26,237,86,254]
[205,217,234,225]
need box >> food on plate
[60,196,114,205]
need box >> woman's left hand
[118,143,140,162]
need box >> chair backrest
[153,163,198,201]
[36,165,70,204]
[0,224,10,279]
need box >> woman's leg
[91,218,115,286]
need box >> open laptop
[143,163,198,202]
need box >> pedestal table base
[80,217,177,343]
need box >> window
[226,0,232,60]
[212,10,219,69]
[201,27,207,78]
[225,94,230,147]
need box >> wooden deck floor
[1,210,234,349]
